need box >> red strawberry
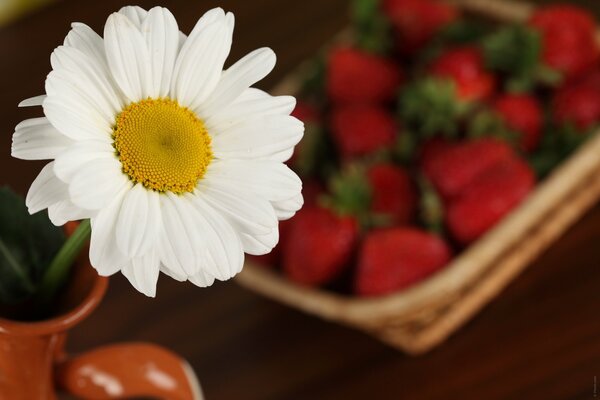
[447,157,535,245]
[291,100,320,123]
[493,93,543,152]
[418,138,453,165]
[283,206,358,286]
[327,47,402,104]
[330,105,397,160]
[552,84,600,131]
[367,163,416,225]
[301,179,325,207]
[422,138,514,200]
[429,47,496,102]
[575,68,600,91]
[382,0,459,54]
[355,228,451,296]
[529,5,598,80]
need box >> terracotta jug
[0,259,202,399]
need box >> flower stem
[36,219,91,306]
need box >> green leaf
[417,176,445,235]
[468,108,519,146]
[351,0,392,55]
[529,123,590,178]
[398,78,468,140]
[326,164,373,218]
[482,24,544,91]
[417,21,490,67]
[301,56,326,100]
[0,187,65,304]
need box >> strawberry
[493,93,543,152]
[366,163,416,225]
[282,206,358,286]
[447,157,535,245]
[382,0,459,54]
[330,105,397,160]
[291,100,320,123]
[355,228,451,296]
[421,138,514,200]
[418,138,453,165]
[529,5,598,80]
[429,46,496,102]
[552,84,600,132]
[575,68,600,91]
[326,47,402,104]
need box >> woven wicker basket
[236,0,600,354]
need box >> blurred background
[1,0,600,399]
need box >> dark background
[1,1,600,399]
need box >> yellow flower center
[113,98,212,194]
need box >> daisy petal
[239,228,279,256]
[189,269,216,288]
[142,7,179,98]
[118,6,148,28]
[199,48,276,116]
[116,183,162,258]
[190,195,244,278]
[205,88,296,132]
[64,23,107,66]
[267,147,295,163]
[160,263,187,282]
[47,70,116,130]
[212,115,303,160]
[122,252,160,297]
[53,139,114,182]
[272,193,304,221]
[206,159,302,202]
[12,117,73,160]
[18,95,46,107]
[200,175,277,235]
[25,162,67,214]
[69,157,131,210]
[158,194,200,276]
[104,12,153,102]
[172,9,232,109]
[50,45,123,116]
[48,200,95,226]
[89,189,128,276]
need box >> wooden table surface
[1,0,600,399]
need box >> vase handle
[55,342,203,400]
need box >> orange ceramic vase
[0,259,202,399]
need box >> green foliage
[326,164,372,218]
[417,176,444,235]
[419,21,490,66]
[351,0,392,54]
[301,56,326,100]
[468,108,519,146]
[398,78,468,140]
[0,187,65,304]
[529,124,590,178]
[482,24,560,91]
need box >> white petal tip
[18,95,46,107]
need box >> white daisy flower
[12,6,304,297]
